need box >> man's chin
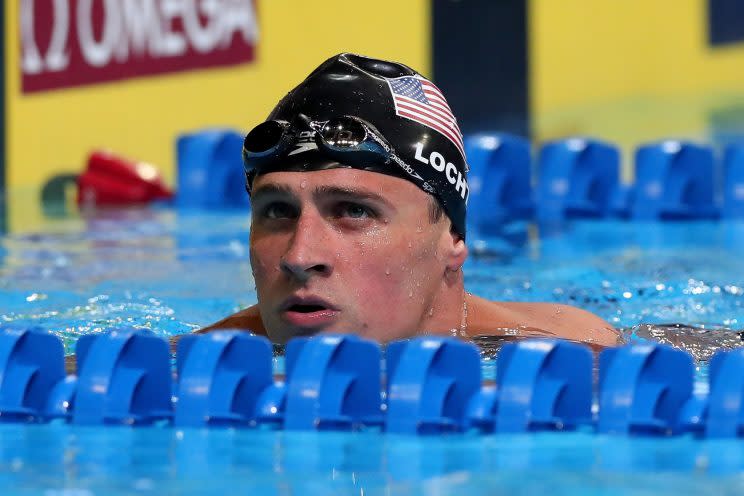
[272,324,333,344]
[274,323,363,344]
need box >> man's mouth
[279,296,339,329]
[287,303,328,313]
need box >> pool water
[2,206,744,495]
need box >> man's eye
[262,202,297,219]
[336,202,374,219]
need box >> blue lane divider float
[467,339,592,433]
[176,129,248,209]
[722,143,744,219]
[73,328,172,425]
[385,337,481,434]
[284,334,381,431]
[702,348,744,438]
[598,343,694,435]
[464,133,533,237]
[3,327,744,438]
[629,140,718,220]
[0,327,65,422]
[175,331,273,427]
[536,138,621,221]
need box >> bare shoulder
[466,295,622,348]
[167,305,267,354]
[195,305,266,335]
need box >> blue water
[2,425,744,495]
[2,206,744,495]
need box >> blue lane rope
[459,135,742,229]
[178,129,743,221]
[0,326,742,437]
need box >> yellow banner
[6,0,430,231]
[529,0,744,179]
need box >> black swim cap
[248,53,469,238]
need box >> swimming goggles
[242,115,433,194]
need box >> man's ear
[444,230,468,271]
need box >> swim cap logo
[288,131,318,156]
[414,143,469,202]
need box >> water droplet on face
[300,180,307,189]
[408,290,413,298]
[385,267,391,275]
[408,241,413,249]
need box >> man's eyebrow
[313,185,394,207]
[251,184,295,201]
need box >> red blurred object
[77,150,173,206]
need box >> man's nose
[280,211,332,282]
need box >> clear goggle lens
[318,117,367,149]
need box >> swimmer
[197,53,621,348]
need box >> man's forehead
[251,169,427,200]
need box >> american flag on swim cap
[386,75,465,159]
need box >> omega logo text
[20,0,258,93]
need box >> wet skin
[247,168,468,343]
[198,168,622,348]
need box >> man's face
[249,168,453,343]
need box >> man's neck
[417,272,467,337]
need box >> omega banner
[20,0,258,93]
